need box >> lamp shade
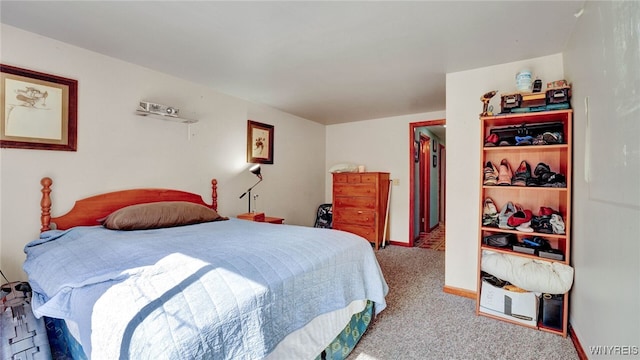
[250,164,262,179]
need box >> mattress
[46,300,373,360]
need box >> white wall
[445,54,564,291]
[325,111,446,245]
[563,1,640,352]
[0,25,326,281]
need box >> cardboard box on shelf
[479,279,539,327]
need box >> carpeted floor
[347,246,578,360]
[415,224,446,251]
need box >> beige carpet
[347,245,578,360]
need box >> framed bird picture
[1,64,78,151]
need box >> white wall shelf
[135,110,198,124]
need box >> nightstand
[263,216,285,224]
[237,212,284,224]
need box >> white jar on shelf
[516,70,533,92]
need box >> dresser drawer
[333,183,376,197]
[333,173,349,183]
[347,173,378,184]
[333,223,376,243]
[334,196,376,209]
[334,208,375,226]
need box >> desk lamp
[239,164,262,213]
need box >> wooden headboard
[40,177,218,232]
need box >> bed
[24,178,388,360]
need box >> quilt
[23,219,388,359]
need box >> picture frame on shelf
[1,64,77,151]
[247,120,274,164]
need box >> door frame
[419,133,431,233]
[439,143,446,225]
[409,119,446,246]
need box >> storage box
[538,248,565,261]
[547,80,568,89]
[501,91,556,113]
[521,92,546,108]
[512,243,537,255]
[546,87,571,104]
[479,280,539,326]
[501,93,522,111]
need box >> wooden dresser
[332,172,390,250]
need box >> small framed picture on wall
[247,120,274,164]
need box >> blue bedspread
[23,219,388,359]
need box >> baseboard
[386,240,412,247]
[443,285,476,299]
[569,324,588,360]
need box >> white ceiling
[1,1,584,125]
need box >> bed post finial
[211,179,218,211]
[41,177,53,232]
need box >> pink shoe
[497,159,514,186]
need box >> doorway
[409,119,446,247]
[419,133,432,233]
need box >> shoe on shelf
[513,160,532,186]
[515,135,533,146]
[498,201,517,229]
[542,131,563,144]
[541,173,567,188]
[497,159,514,185]
[538,207,558,216]
[523,236,551,250]
[482,198,499,227]
[483,161,500,186]
[531,216,554,234]
[534,162,552,177]
[550,214,566,234]
[532,134,547,145]
[516,221,534,233]
[507,206,533,227]
[526,176,540,186]
[485,133,499,147]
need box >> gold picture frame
[247,120,274,164]
[1,64,78,151]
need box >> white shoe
[516,221,534,233]
[550,214,565,234]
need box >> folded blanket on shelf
[481,250,574,294]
